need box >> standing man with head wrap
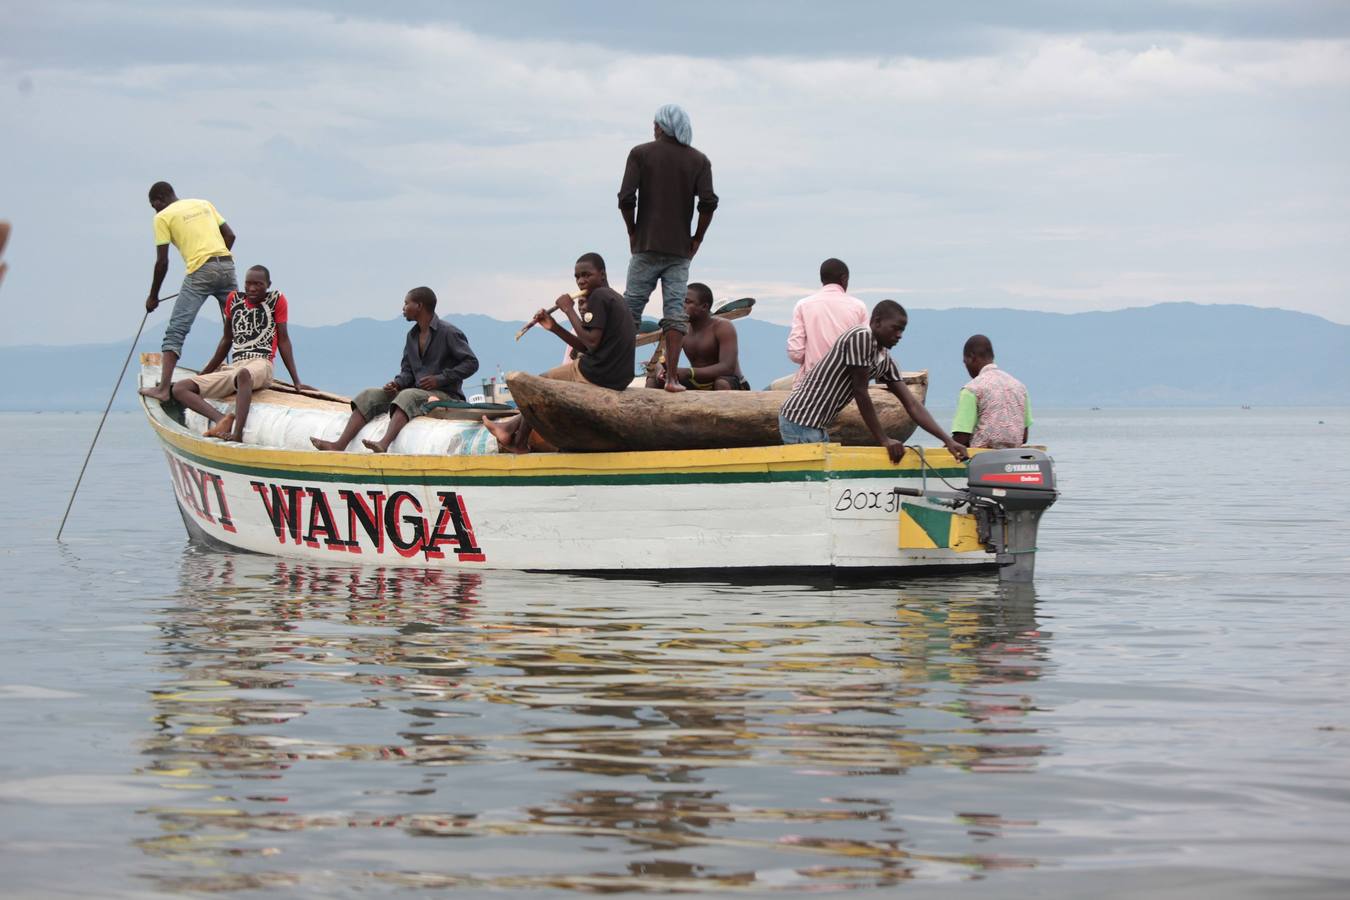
[618,104,719,392]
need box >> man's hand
[689,237,702,258]
[416,375,441,390]
[533,308,557,332]
[145,294,160,312]
[882,438,906,464]
[383,381,399,398]
[0,221,10,289]
[944,439,970,462]
[555,293,576,315]
[294,382,317,392]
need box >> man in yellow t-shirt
[138,181,238,401]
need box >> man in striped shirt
[779,301,969,464]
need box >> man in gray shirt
[310,286,478,454]
[618,103,719,392]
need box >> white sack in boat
[184,401,498,455]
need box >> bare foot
[310,437,342,451]
[361,438,387,454]
[205,414,235,438]
[139,384,171,401]
[481,414,517,448]
[664,379,687,393]
[222,432,243,443]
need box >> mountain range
[2,302,1346,411]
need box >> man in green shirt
[951,335,1031,449]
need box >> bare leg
[172,378,227,432]
[662,330,686,393]
[311,409,369,451]
[222,369,253,443]
[513,419,537,454]
[140,349,179,401]
[363,408,410,454]
[713,377,735,390]
[482,414,530,454]
[206,413,235,439]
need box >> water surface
[1,408,1347,897]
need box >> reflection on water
[132,553,1050,892]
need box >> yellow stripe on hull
[147,409,966,481]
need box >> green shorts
[352,386,433,422]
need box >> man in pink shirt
[786,258,868,385]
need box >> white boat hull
[142,361,996,576]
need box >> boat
[509,371,931,452]
[139,354,1058,580]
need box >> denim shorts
[623,252,690,334]
[779,415,830,445]
[162,257,237,355]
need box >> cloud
[2,2,1349,346]
[257,137,396,202]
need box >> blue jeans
[779,415,829,444]
[624,252,690,334]
[162,257,237,355]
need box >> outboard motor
[898,448,1058,582]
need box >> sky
[2,0,1348,345]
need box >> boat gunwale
[139,359,969,484]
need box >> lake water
[2,408,1348,898]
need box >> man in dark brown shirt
[617,103,719,393]
[483,253,636,454]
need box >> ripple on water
[122,556,1051,891]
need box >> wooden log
[507,370,929,452]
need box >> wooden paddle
[634,298,755,348]
[515,290,588,341]
[266,378,350,403]
[639,298,757,381]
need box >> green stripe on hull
[905,503,954,548]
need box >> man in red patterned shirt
[171,264,309,442]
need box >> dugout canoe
[136,354,1022,578]
[508,370,930,453]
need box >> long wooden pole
[56,299,173,540]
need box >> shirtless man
[645,282,748,390]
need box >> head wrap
[653,104,692,146]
